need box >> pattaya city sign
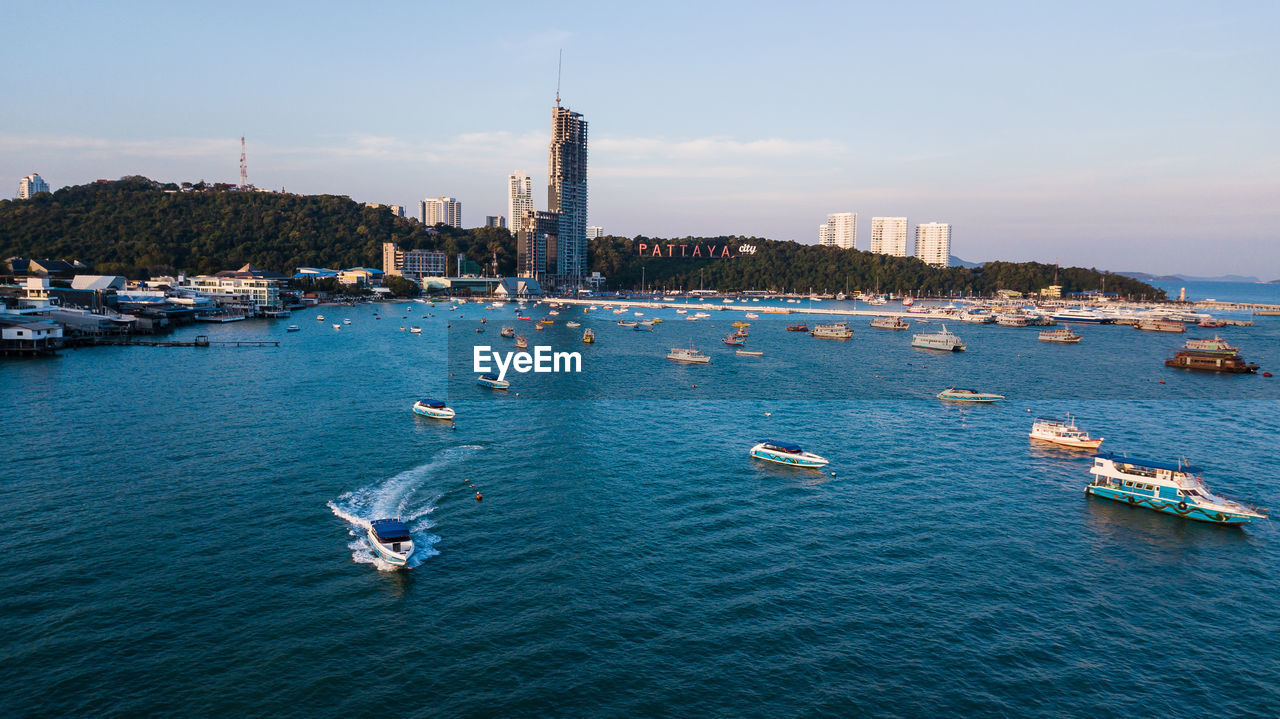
[636,242,758,258]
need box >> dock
[80,335,278,348]
[546,297,912,318]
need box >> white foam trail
[327,445,481,571]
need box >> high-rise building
[18,173,49,199]
[915,222,951,267]
[586,226,604,239]
[508,173,534,235]
[818,213,857,249]
[485,215,507,229]
[548,104,588,284]
[516,209,560,280]
[871,217,908,257]
[382,241,446,279]
[419,197,462,228]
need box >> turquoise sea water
[3,296,1280,717]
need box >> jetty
[75,335,278,348]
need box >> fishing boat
[1135,318,1185,333]
[286,325,300,332]
[1029,415,1102,449]
[1038,327,1081,343]
[1165,350,1259,374]
[477,373,510,389]
[736,349,763,357]
[409,326,421,334]
[367,519,414,567]
[870,316,909,330]
[810,322,853,339]
[500,326,515,338]
[566,321,581,328]
[1182,335,1238,354]
[722,334,746,346]
[666,346,710,364]
[786,323,809,332]
[912,324,966,351]
[515,335,528,349]
[583,328,595,344]
[749,440,829,468]
[1086,454,1268,525]
[936,388,1004,403]
[412,398,455,420]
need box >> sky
[2,0,1278,276]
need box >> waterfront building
[382,241,446,279]
[548,103,589,285]
[336,268,384,286]
[485,215,507,229]
[870,217,908,257]
[18,173,49,199]
[508,173,534,235]
[915,222,951,267]
[587,226,604,239]
[419,197,462,228]
[516,209,561,280]
[182,271,283,315]
[0,315,63,356]
[818,213,857,249]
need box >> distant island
[1117,271,1262,283]
[0,176,1164,298]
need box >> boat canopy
[419,399,446,408]
[1094,452,1199,474]
[370,519,411,541]
[480,373,500,380]
[761,440,803,453]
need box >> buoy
[830,471,836,477]
[1265,372,1273,378]
[476,492,483,501]
[1159,380,1166,384]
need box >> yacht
[1052,307,1113,324]
[366,518,414,567]
[477,373,510,389]
[958,309,994,324]
[565,321,581,328]
[1038,327,1081,343]
[749,440,829,468]
[1086,454,1268,525]
[936,388,1004,403]
[412,398,455,420]
[332,323,342,330]
[870,316,909,330]
[810,322,853,340]
[901,297,915,307]
[744,313,759,319]
[912,324,966,351]
[666,346,710,364]
[1029,415,1102,449]
[1183,335,1238,354]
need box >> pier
[77,335,278,348]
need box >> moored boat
[409,326,421,334]
[995,313,1030,327]
[786,323,809,332]
[912,324,966,351]
[736,349,763,357]
[287,325,300,332]
[366,518,414,567]
[1052,307,1114,324]
[666,346,710,364]
[1164,350,1258,374]
[617,320,638,327]
[583,328,595,344]
[412,398,455,420]
[870,316,909,330]
[810,322,853,339]
[936,388,1004,402]
[1029,414,1102,449]
[1038,327,1081,343]
[515,334,528,349]
[1182,335,1238,354]
[500,326,515,338]
[1086,454,1267,525]
[1135,318,1186,333]
[722,334,746,346]
[749,440,829,468]
[477,373,510,389]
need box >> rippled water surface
[3,299,1279,717]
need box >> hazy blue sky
[3,1,1277,274]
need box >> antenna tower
[239,136,248,189]
[555,49,562,107]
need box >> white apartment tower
[18,173,50,199]
[818,212,857,249]
[870,217,909,257]
[508,172,534,236]
[419,197,462,228]
[915,222,951,267]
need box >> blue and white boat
[749,440,830,468]
[367,518,414,566]
[1086,453,1268,525]
[412,398,455,420]
[936,388,1005,403]
[1051,307,1113,324]
[477,373,510,389]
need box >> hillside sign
[636,242,758,258]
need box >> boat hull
[412,405,454,420]
[1085,485,1258,525]
[750,448,829,468]
[1029,433,1102,449]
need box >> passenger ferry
[1165,351,1259,374]
[477,373,510,389]
[912,324,966,351]
[367,518,414,567]
[666,346,710,364]
[995,313,1030,327]
[786,323,809,332]
[412,398,455,420]
[1135,318,1185,333]
[749,440,829,468]
[1038,327,1081,343]
[500,326,515,338]
[1052,308,1113,324]
[870,316,909,330]
[1086,454,1268,525]
[1028,415,1102,449]
[810,322,853,339]
[1183,335,1238,354]
[936,388,1004,403]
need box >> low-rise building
[0,315,63,355]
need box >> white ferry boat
[1183,335,1238,354]
[912,324,966,352]
[995,313,1030,327]
[412,398,455,420]
[666,346,710,364]
[1086,454,1268,525]
[1052,307,1113,324]
[1038,327,1081,343]
[870,316,909,330]
[958,310,995,324]
[810,322,853,339]
[1029,415,1102,449]
[936,388,1004,403]
[749,440,829,468]
[367,518,414,567]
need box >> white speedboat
[343,318,351,325]
[409,326,422,334]
[412,398,455,420]
[1029,414,1102,449]
[367,518,414,567]
[749,440,829,468]
[316,314,325,321]
[566,321,581,328]
[936,388,1004,403]
[477,373,510,389]
[332,323,341,330]
[912,324,966,351]
[666,346,710,364]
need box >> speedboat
[343,318,351,325]
[367,518,414,567]
[745,313,759,319]
[1029,414,1102,449]
[332,323,341,330]
[409,326,422,334]
[477,373,510,389]
[1086,454,1268,525]
[316,314,325,321]
[287,325,300,332]
[412,398,455,420]
[566,321,581,328]
[936,388,1004,403]
[749,440,829,468]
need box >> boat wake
[327,445,482,570]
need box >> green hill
[0,176,1164,298]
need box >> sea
[3,280,1280,717]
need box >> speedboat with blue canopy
[1086,453,1268,526]
[367,518,414,566]
[936,388,1005,403]
[477,373,510,389]
[749,440,829,468]
[412,398,455,420]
